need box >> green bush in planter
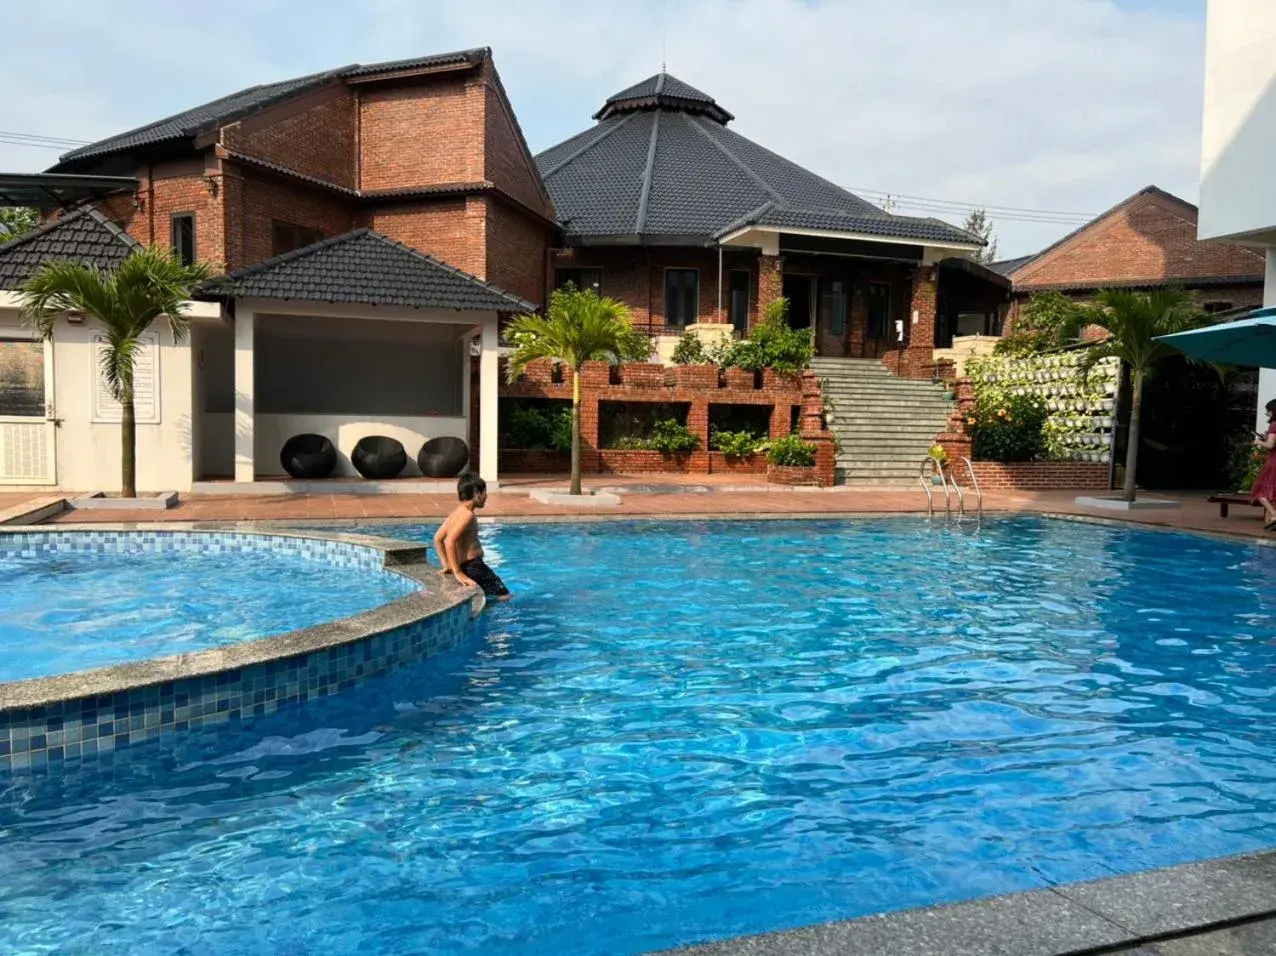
[969,391,1047,462]
[672,331,709,365]
[614,419,700,454]
[710,428,764,458]
[766,433,817,467]
[503,404,573,451]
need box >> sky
[0,0,1207,258]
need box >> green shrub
[1227,433,1266,491]
[613,418,700,454]
[501,403,572,451]
[671,331,709,365]
[969,391,1047,462]
[719,338,767,371]
[752,313,814,374]
[994,291,1089,355]
[710,428,764,458]
[618,324,655,362]
[766,433,816,467]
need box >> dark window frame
[866,281,892,341]
[665,268,700,328]
[271,220,325,257]
[554,267,603,295]
[728,269,750,334]
[819,277,849,336]
[170,212,196,266]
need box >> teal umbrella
[1155,305,1276,366]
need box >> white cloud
[0,0,1205,255]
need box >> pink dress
[1253,423,1276,502]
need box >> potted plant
[927,443,949,484]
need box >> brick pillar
[688,395,710,473]
[756,253,784,330]
[799,370,836,486]
[905,265,938,378]
[579,391,601,473]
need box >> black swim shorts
[459,558,509,597]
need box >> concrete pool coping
[0,524,483,714]
[661,848,1276,956]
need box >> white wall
[1199,0,1276,242]
[254,414,468,478]
[0,304,205,493]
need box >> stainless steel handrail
[960,456,983,519]
[919,457,951,518]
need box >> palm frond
[505,286,639,382]
[1087,286,1206,377]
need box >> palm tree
[1082,288,1207,502]
[505,285,649,495]
[20,246,213,498]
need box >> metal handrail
[949,456,983,520]
[919,457,951,518]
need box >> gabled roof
[0,206,140,290]
[995,186,1264,290]
[537,73,980,249]
[52,49,488,168]
[199,228,535,312]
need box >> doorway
[782,274,814,329]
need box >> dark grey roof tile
[752,207,979,245]
[0,207,140,290]
[202,228,534,312]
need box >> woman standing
[1252,399,1276,530]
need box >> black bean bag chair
[279,433,337,480]
[352,435,407,479]
[417,436,470,478]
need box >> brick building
[994,186,1265,326]
[0,49,552,490]
[536,73,1007,379]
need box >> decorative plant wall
[965,351,1121,464]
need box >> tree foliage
[995,291,1089,355]
[961,208,998,265]
[0,207,39,244]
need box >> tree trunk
[1122,367,1144,503]
[570,370,582,496]
[121,383,137,499]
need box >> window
[555,268,602,294]
[665,269,699,327]
[0,338,45,417]
[819,278,848,336]
[271,220,324,257]
[170,214,195,266]
[728,270,750,334]
[866,282,891,341]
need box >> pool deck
[12,478,1271,541]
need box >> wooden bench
[1208,492,1260,518]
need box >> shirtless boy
[433,473,510,599]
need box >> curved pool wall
[0,527,482,774]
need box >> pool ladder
[918,456,982,521]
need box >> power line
[0,130,91,151]
[856,188,1096,226]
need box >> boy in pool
[433,473,510,600]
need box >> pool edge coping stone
[660,848,1276,956]
[0,523,483,714]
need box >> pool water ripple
[2,517,1276,954]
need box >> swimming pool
[2,516,1275,954]
[0,532,416,682]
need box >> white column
[1259,250,1276,434]
[479,316,499,486]
[234,307,255,483]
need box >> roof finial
[660,33,666,73]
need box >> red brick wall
[91,162,227,268]
[1015,192,1265,291]
[359,76,484,192]
[370,197,486,278]
[224,168,359,270]
[225,89,358,189]
[483,76,553,219]
[968,461,1109,490]
[485,198,550,306]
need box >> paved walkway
[28,478,1273,540]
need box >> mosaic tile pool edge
[0,599,473,774]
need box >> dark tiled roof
[201,228,535,312]
[0,207,140,290]
[989,254,1038,277]
[594,72,733,123]
[53,49,488,168]
[538,86,981,248]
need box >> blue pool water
[2,517,1276,954]
[0,543,416,682]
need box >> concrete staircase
[811,357,955,487]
